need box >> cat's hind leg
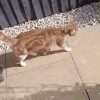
[42,39,51,55]
[19,54,28,67]
[42,47,50,56]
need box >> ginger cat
[0,21,78,66]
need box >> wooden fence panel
[21,0,31,20]
[0,0,17,26]
[51,0,59,13]
[70,0,77,9]
[60,0,69,12]
[0,7,9,28]
[78,0,85,6]
[41,0,52,16]
[0,0,99,28]
[10,0,25,23]
[32,0,43,18]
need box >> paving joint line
[69,51,91,100]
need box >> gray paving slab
[5,50,88,99]
[6,56,82,87]
[5,86,89,100]
[0,87,6,100]
[87,85,100,100]
[68,24,100,85]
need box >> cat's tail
[0,32,16,47]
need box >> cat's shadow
[0,50,65,68]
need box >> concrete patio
[0,24,100,100]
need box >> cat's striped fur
[0,20,78,66]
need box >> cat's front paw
[64,47,72,52]
[43,52,48,56]
[31,52,37,56]
[20,61,26,67]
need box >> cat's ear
[67,20,78,36]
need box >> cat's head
[63,20,78,36]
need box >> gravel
[0,2,100,53]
